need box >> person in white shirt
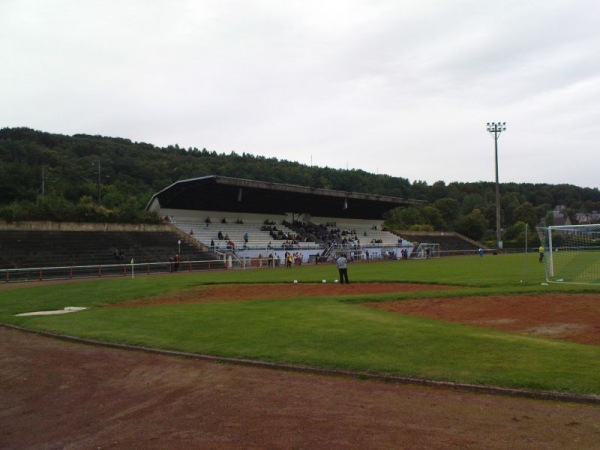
[336,254,349,284]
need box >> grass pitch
[1,253,599,395]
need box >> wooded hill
[1,127,599,247]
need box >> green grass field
[2,253,599,396]
[547,249,600,284]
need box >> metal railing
[1,259,227,284]
[2,248,524,284]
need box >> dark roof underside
[147,176,422,220]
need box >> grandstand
[148,176,482,263]
[0,175,480,280]
[147,176,427,264]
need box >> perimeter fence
[1,259,227,284]
[1,247,532,284]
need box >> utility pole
[95,161,102,204]
[486,122,507,250]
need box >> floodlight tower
[486,121,506,250]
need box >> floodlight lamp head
[486,121,507,133]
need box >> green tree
[422,206,445,230]
[385,206,427,230]
[461,193,485,215]
[433,198,461,229]
[456,209,487,241]
[501,191,522,227]
[427,181,448,202]
[513,201,538,230]
[2,127,600,228]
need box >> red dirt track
[2,282,600,449]
[367,292,600,346]
[115,282,456,306]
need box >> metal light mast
[486,121,507,250]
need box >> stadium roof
[146,175,423,220]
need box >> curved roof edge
[146,175,424,220]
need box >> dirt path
[2,327,600,450]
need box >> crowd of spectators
[317,224,363,249]
[112,248,126,261]
[263,220,311,246]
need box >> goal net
[537,224,600,285]
[412,243,440,259]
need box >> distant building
[551,205,571,226]
[576,211,600,224]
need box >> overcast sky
[2,0,599,189]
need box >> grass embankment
[1,253,599,395]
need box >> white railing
[0,259,227,284]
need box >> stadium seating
[0,216,481,272]
[0,229,211,269]
[394,231,481,254]
[164,209,322,251]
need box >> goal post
[536,224,600,285]
[412,243,440,259]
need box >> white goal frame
[537,224,600,285]
[412,243,440,259]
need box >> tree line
[1,127,599,247]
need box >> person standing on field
[336,253,349,284]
